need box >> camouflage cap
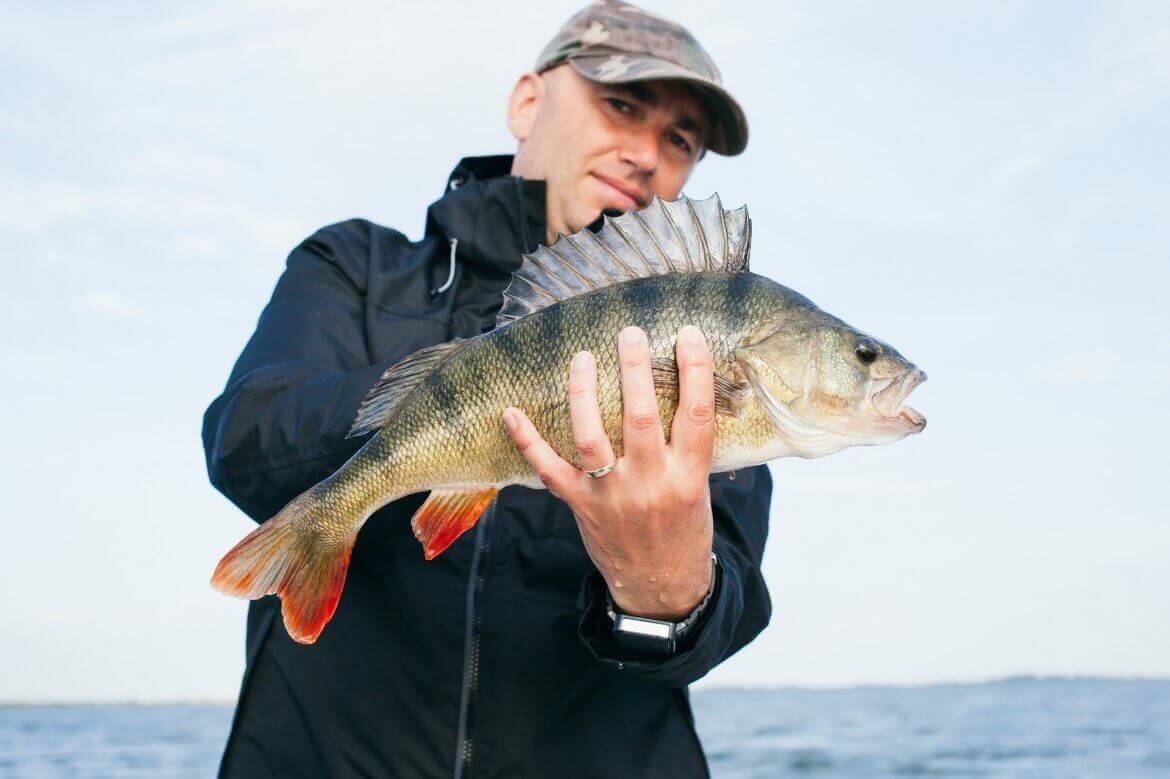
[535,0,748,156]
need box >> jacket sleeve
[202,224,395,522]
[576,465,773,686]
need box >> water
[1,679,1166,777]
[698,679,1170,778]
[0,705,226,778]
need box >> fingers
[502,407,579,498]
[567,351,616,472]
[618,326,666,466]
[671,325,717,474]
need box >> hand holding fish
[502,324,717,620]
[210,194,927,644]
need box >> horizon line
[4,673,1169,707]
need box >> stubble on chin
[546,198,588,244]
[544,173,609,243]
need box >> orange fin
[411,488,499,560]
[211,485,359,645]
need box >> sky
[1,1,1167,702]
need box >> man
[202,2,772,776]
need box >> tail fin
[211,485,359,645]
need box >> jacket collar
[425,155,547,278]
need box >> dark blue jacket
[202,156,773,778]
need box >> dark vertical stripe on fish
[685,274,703,324]
[726,272,751,326]
[575,284,607,345]
[624,276,663,326]
[429,357,461,420]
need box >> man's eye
[668,133,693,154]
[606,98,634,114]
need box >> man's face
[509,65,710,243]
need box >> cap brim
[566,54,748,156]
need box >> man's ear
[507,72,545,142]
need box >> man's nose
[619,127,659,173]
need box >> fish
[210,194,927,644]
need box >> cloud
[0,172,301,274]
[175,234,223,259]
[0,178,92,234]
[75,291,142,321]
[973,2,1170,206]
[127,147,229,181]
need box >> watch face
[613,614,676,641]
[612,614,678,658]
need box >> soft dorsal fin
[496,193,751,327]
[347,339,466,438]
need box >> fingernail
[572,351,592,370]
[681,325,703,345]
[621,326,642,345]
[502,409,517,433]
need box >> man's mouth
[591,173,647,212]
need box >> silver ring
[585,459,616,479]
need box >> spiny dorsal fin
[496,193,751,327]
[347,339,466,438]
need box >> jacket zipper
[453,499,496,779]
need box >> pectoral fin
[650,357,750,418]
[348,339,467,438]
[411,488,499,560]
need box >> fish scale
[210,193,927,644]
[379,272,772,493]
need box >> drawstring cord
[431,238,457,296]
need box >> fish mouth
[870,369,928,433]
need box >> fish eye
[854,338,879,364]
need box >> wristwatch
[606,552,718,657]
